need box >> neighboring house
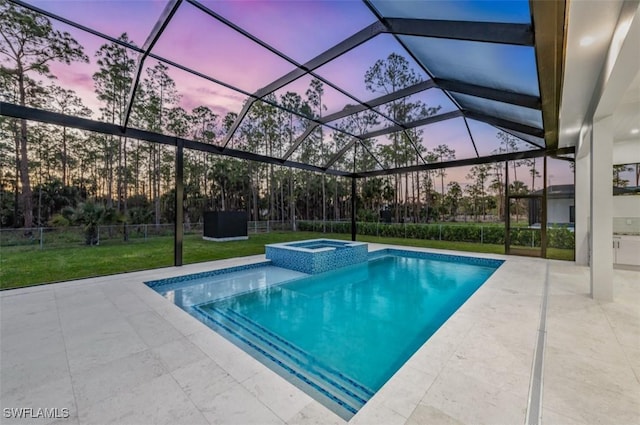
[546,184,575,226]
[528,185,639,228]
[528,185,575,227]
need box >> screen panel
[453,93,543,129]
[151,1,296,94]
[197,0,378,64]
[401,36,540,97]
[369,0,531,24]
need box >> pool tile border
[145,260,272,289]
[369,248,505,268]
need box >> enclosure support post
[175,139,184,267]
[590,115,613,301]
[541,155,548,258]
[351,177,356,242]
[504,160,510,254]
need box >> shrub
[296,221,577,250]
[547,227,575,249]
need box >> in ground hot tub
[265,239,368,274]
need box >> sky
[23,0,574,186]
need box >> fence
[0,220,574,251]
[1,224,185,250]
[0,221,296,250]
[297,220,575,250]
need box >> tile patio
[1,245,638,425]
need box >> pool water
[287,240,352,250]
[187,253,500,418]
[152,265,307,309]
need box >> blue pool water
[287,240,353,250]
[149,264,307,309]
[148,251,502,419]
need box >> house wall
[613,195,640,217]
[548,198,574,224]
[613,195,640,234]
[613,140,640,165]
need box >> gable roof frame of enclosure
[1,0,567,265]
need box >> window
[569,206,575,223]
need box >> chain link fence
[0,221,299,250]
[297,220,575,250]
[0,219,574,251]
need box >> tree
[48,84,92,186]
[525,158,541,192]
[433,144,456,220]
[466,164,490,221]
[0,70,47,226]
[613,164,632,187]
[34,178,79,225]
[279,91,311,229]
[0,0,87,228]
[365,53,423,96]
[134,62,179,225]
[93,34,136,214]
[445,181,462,220]
[306,79,327,229]
[365,53,440,222]
[508,180,529,223]
[489,161,506,220]
[496,131,526,184]
[188,105,218,212]
[69,202,121,245]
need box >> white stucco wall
[548,198,575,224]
[613,195,640,217]
[613,141,640,165]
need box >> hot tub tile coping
[265,238,367,253]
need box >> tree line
[1,0,555,232]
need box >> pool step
[222,308,374,402]
[193,305,373,417]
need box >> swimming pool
[147,249,502,419]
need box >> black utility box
[203,211,248,241]
[380,209,392,224]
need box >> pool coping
[265,238,367,253]
[145,260,274,289]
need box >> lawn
[0,231,572,290]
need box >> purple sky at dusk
[26,0,573,187]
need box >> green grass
[546,248,575,261]
[0,232,346,289]
[0,231,573,290]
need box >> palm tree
[71,202,121,245]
